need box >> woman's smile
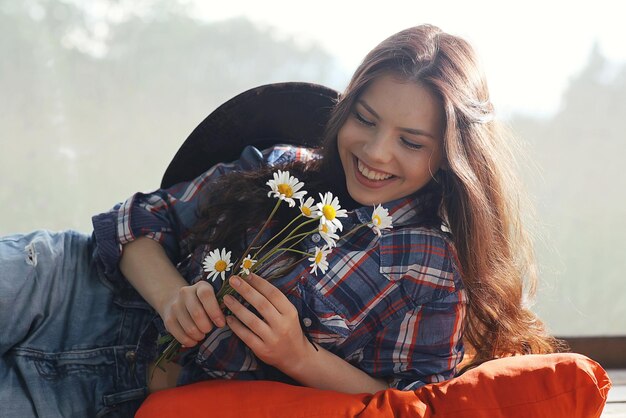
[353,156,396,188]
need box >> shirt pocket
[294,281,351,349]
[378,232,458,305]
[378,233,414,283]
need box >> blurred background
[1,0,624,337]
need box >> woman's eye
[401,137,424,150]
[354,111,375,126]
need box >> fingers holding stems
[162,280,226,348]
[224,274,309,370]
[161,272,305,370]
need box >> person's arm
[93,146,316,345]
[92,145,311,289]
[93,157,251,344]
[120,237,226,347]
[91,157,246,292]
[281,337,389,393]
[223,273,388,394]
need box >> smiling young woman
[1,24,560,417]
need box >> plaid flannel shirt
[92,145,467,390]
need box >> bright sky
[190,0,625,118]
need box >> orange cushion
[135,353,611,418]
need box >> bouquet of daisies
[154,170,392,368]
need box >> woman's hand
[120,237,224,348]
[224,273,311,373]
[159,280,226,348]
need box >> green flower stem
[265,218,318,252]
[278,230,314,253]
[271,248,313,257]
[216,282,233,300]
[251,224,317,268]
[232,199,282,275]
[216,273,247,300]
[242,217,318,276]
[336,223,369,244]
[252,216,318,260]
[251,213,304,259]
[152,339,181,379]
[281,228,318,243]
[263,254,310,280]
[261,227,316,254]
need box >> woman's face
[337,74,446,206]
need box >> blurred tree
[0,0,342,233]
[511,45,626,335]
[3,0,623,336]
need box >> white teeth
[357,159,393,181]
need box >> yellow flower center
[242,259,253,270]
[315,251,323,264]
[301,206,312,216]
[320,224,329,233]
[277,184,293,198]
[372,214,382,226]
[214,260,227,272]
[322,204,336,220]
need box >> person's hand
[158,281,226,348]
[224,273,311,373]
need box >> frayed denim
[0,230,154,417]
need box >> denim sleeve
[358,289,467,391]
[91,145,267,287]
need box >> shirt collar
[349,189,440,229]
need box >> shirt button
[125,350,136,362]
[311,234,321,243]
[302,318,313,327]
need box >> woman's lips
[353,156,396,189]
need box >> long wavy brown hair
[193,24,562,369]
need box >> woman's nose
[363,130,393,164]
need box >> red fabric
[135,353,611,418]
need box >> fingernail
[223,295,233,304]
[215,317,225,327]
[226,316,233,324]
[230,277,241,287]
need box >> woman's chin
[346,185,383,207]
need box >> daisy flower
[315,192,348,232]
[369,204,393,236]
[309,246,332,275]
[266,170,307,207]
[299,196,317,218]
[240,255,257,275]
[202,248,233,282]
[318,222,339,248]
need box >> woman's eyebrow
[357,99,437,140]
[357,99,381,119]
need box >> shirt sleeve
[357,288,467,390]
[91,144,317,288]
[91,160,239,287]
